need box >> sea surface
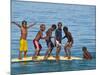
[11,0,96,74]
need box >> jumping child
[62,26,73,59]
[12,20,36,59]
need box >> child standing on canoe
[43,24,56,60]
[62,26,73,59]
[55,22,62,61]
[32,24,46,59]
[12,20,36,59]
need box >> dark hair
[58,22,62,26]
[40,24,45,28]
[82,47,87,51]
[22,20,27,25]
[63,26,68,32]
[52,24,56,30]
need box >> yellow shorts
[19,39,28,52]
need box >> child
[44,24,57,60]
[55,22,62,61]
[32,24,46,59]
[82,47,92,59]
[62,26,73,59]
[12,20,36,59]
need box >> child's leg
[56,46,61,56]
[64,43,68,56]
[18,51,22,59]
[64,46,68,57]
[37,50,40,56]
[48,49,52,57]
[68,42,72,59]
[64,42,71,58]
[64,47,71,58]
[19,39,24,59]
[24,40,28,58]
[32,40,41,59]
[56,45,61,61]
[37,44,42,56]
[35,49,39,56]
[32,49,39,60]
[44,48,51,60]
[56,40,61,60]
[44,43,52,60]
[48,42,54,57]
[67,48,71,59]
[24,51,27,58]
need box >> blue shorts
[46,39,54,49]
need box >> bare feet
[68,56,71,59]
[24,55,27,58]
[32,56,37,60]
[18,57,22,60]
[44,56,48,60]
[56,56,60,62]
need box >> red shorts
[33,40,42,50]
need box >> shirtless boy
[32,24,45,59]
[62,26,73,59]
[12,20,36,59]
[44,24,56,60]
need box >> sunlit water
[11,1,96,74]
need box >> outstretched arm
[12,21,21,28]
[27,22,37,29]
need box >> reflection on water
[11,58,96,74]
[11,1,96,74]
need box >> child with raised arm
[62,26,73,59]
[32,24,46,60]
[43,24,56,60]
[12,20,36,59]
[82,47,92,59]
[55,22,62,61]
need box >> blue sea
[11,0,96,75]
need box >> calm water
[11,1,96,75]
